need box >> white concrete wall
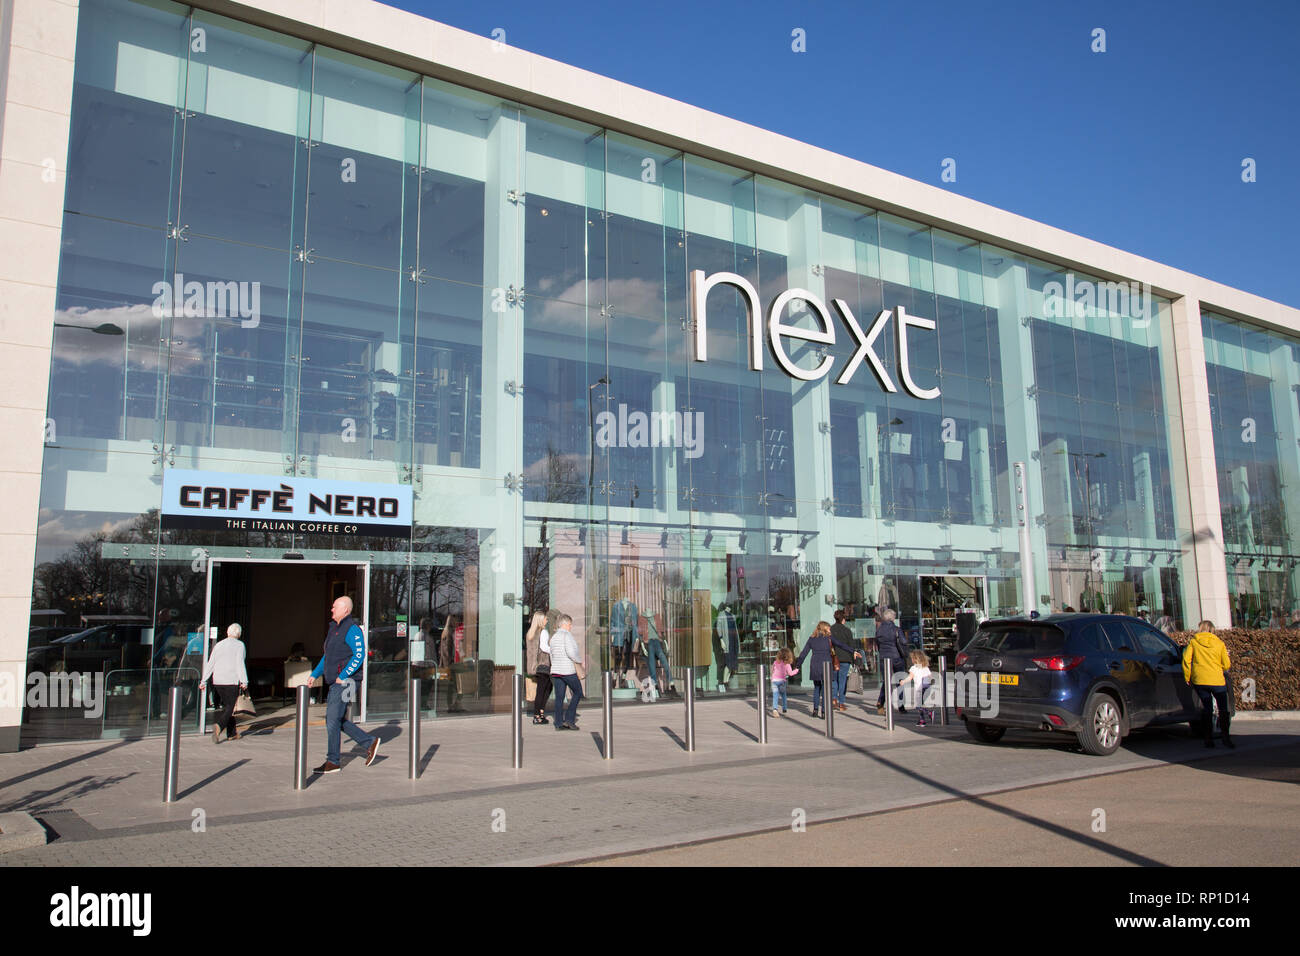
[0,0,79,750]
[1169,295,1231,627]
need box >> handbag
[233,691,256,718]
[846,667,864,694]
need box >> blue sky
[388,0,1300,308]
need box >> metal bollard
[602,671,614,759]
[408,678,421,780]
[294,683,309,790]
[938,655,949,725]
[884,658,895,732]
[757,663,768,744]
[822,660,834,738]
[511,673,523,769]
[162,685,182,803]
[684,666,696,752]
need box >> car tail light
[1031,655,1085,671]
[954,652,969,667]
[1045,714,1065,727]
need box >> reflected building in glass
[2,0,1298,749]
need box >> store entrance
[917,574,987,662]
[201,559,369,732]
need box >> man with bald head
[309,594,379,774]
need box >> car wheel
[1077,693,1122,756]
[965,720,1006,744]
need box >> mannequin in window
[641,608,676,699]
[713,602,739,691]
[609,591,639,689]
[877,577,900,612]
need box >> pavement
[586,739,1300,866]
[0,692,1296,866]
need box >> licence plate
[980,674,1019,686]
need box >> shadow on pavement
[723,720,758,743]
[0,740,134,792]
[179,759,250,800]
[418,743,439,774]
[3,771,139,813]
[660,726,687,751]
[780,705,1169,865]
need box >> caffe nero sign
[160,469,413,538]
[690,270,940,399]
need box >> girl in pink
[770,647,799,716]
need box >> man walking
[829,609,856,712]
[309,595,380,774]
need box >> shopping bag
[846,668,864,694]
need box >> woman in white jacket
[200,623,249,743]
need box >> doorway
[201,559,369,732]
[917,574,987,661]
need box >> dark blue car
[954,613,1201,756]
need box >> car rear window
[1073,623,1113,653]
[972,625,1065,653]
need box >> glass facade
[25,0,1276,745]
[1202,311,1300,626]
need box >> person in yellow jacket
[1182,620,1234,749]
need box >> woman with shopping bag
[200,623,249,743]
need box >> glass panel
[65,0,187,228]
[178,12,311,249]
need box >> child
[770,647,799,717]
[897,649,933,726]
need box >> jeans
[833,661,852,705]
[552,672,583,727]
[1194,684,1231,739]
[915,679,933,723]
[771,680,788,710]
[325,679,374,765]
[812,680,824,713]
[647,639,672,689]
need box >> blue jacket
[796,632,857,676]
[312,615,366,685]
[874,621,911,665]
